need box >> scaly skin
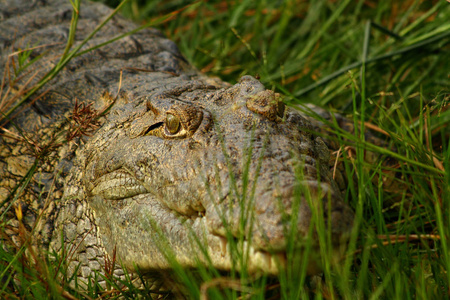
[0,0,354,292]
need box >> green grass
[1,0,449,299]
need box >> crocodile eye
[166,113,180,134]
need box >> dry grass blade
[353,234,442,255]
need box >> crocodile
[0,0,354,294]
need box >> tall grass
[0,0,448,298]
[99,0,450,298]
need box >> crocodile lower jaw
[206,235,324,276]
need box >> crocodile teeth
[219,236,227,257]
[263,252,273,271]
[275,253,286,267]
[254,251,272,271]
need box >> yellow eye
[166,113,180,134]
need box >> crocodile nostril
[277,101,285,118]
[246,90,284,122]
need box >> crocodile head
[72,74,353,276]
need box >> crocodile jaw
[77,75,354,276]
